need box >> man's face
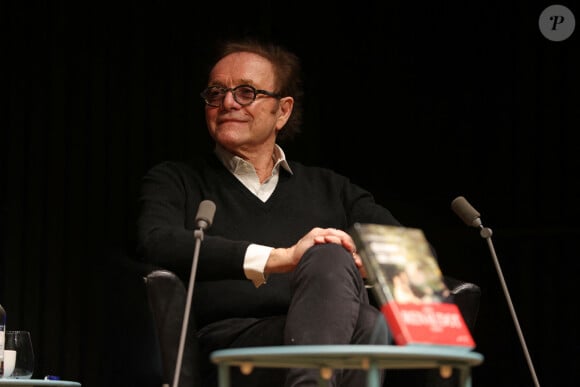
[204,51,292,156]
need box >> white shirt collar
[214,144,293,176]
[214,144,293,202]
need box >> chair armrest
[443,276,481,333]
[144,269,201,386]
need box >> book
[349,223,475,349]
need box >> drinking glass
[5,331,34,379]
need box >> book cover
[349,223,475,349]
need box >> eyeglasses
[200,85,281,107]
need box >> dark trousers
[198,243,390,387]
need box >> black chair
[116,252,480,387]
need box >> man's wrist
[244,244,273,287]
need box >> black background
[3,1,579,386]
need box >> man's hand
[265,227,366,277]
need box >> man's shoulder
[287,160,346,179]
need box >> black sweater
[137,152,402,328]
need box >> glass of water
[5,331,34,379]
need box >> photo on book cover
[349,223,476,348]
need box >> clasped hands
[265,227,366,278]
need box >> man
[137,38,402,386]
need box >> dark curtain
[2,1,579,386]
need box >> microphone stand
[172,227,205,387]
[477,225,541,387]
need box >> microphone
[451,196,541,387]
[195,199,216,231]
[451,196,482,228]
[173,200,216,387]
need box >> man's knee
[300,243,354,271]
[290,244,361,296]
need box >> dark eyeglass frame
[200,84,281,107]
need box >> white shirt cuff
[244,244,272,288]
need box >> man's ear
[275,96,294,130]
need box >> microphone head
[196,200,216,229]
[451,196,482,228]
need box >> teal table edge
[0,380,81,386]
[211,344,484,387]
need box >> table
[0,380,80,386]
[211,345,483,387]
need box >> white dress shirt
[214,144,293,287]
